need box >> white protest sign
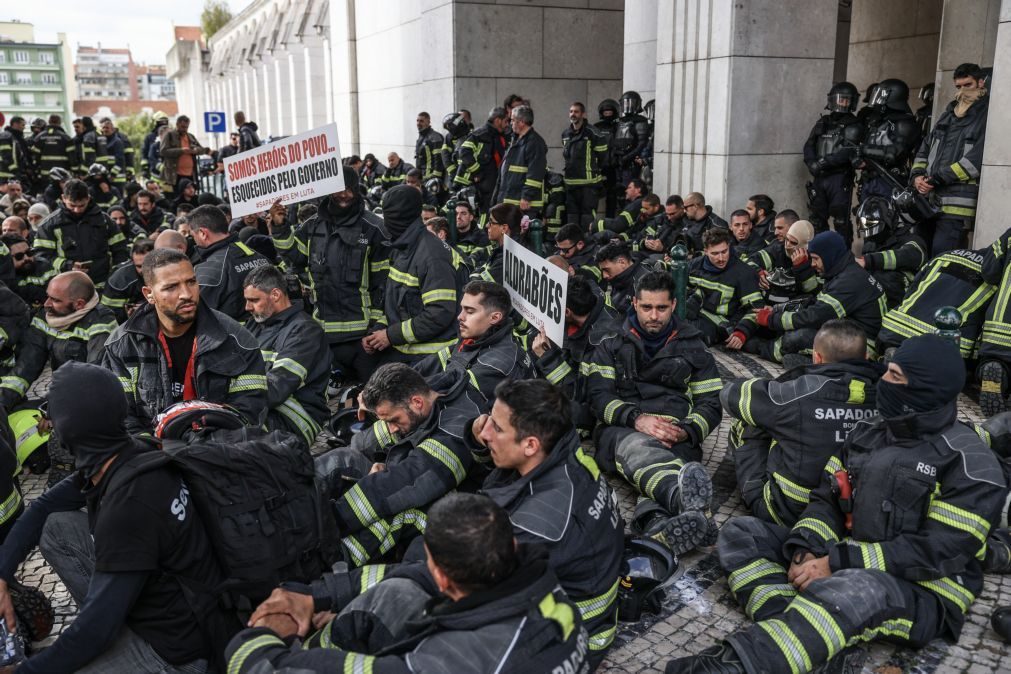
[502,235,568,347]
[224,122,345,218]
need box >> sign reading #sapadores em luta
[503,235,568,347]
[224,123,345,218]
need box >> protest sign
[502,235,568,346]
[223,123,344,218]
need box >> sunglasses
[12,250,35,261]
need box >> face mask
[954,86,986,117]
[875,379,912,419]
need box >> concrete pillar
[623,0,658,102]
[328,0,359,154]
[971,0,1011,246]
[274,59,284,136]
[288,53,298,135]
[323,37,335,126]
[653,0,837,217]
[846,0,942,98]
[304,46,315,129]
[260,63,272,139]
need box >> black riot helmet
[856,196,896,240]
[442,112,471,140]
[870,79,911,112]
[862,83,879,104]
[620,91,643,116]
[643,99,656,123]
[598,98,619,120]
[918,82,935,105]
[826,81,858,113]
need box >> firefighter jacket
[416,318,533,409]
[100,262,144,323]
[631,213,683,254]
[455,225,490,264]
[533,297,621,429]
[860,229,928,307]
[561,123,607,186]
[381,222,466,357]
[566,242,602,284]
[130,206,172,236]
[12,259,56,308]
[879,248,994,359]
[603,261,650,315]
[0,286,31,373]
[30,125,74,174]
[783,403,1007,640]
[379,161,414,189]
[273,196,390,344]
[733,229,767,261]
[415,126,445,180]
[586,317,722,446]
[194,235,271,320]
[470,244,503,284]
[0,303,116,409]
[720,359,882,526]
[911,95,989,221]
[34,201,128,286]
[478,428,624,656]
[334,370,480,566]
[768,253,886,349]
[0,126,32,182]
[246,304,330,447]
[225,547,591,674]
[101,301,267,434]
[594,198,643,239]
[440,131,462,180]
[687,256,765,339]
[453,122,506,195]
[496,128,548,209]
[978,229,1011,361]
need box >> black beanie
[48,361,132,481]
[889,334,965,411]
[807,231,848,272]
[382,185,423,238]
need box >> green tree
[202,0,233,40]
[115,113,157,173]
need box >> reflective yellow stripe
[574,577,620,620]
[728,558,786,593]
[227,633,286,674]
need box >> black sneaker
[699,517,720,549]
[985,528,1011,573]
[980,360,1008,418]
[676,462,713,514]
[666,643,746,674]
[649,510,709,556]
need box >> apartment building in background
[0,21,74,124]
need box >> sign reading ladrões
[503,235,568,346]
[223,123,344,218]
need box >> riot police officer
[595,98,621,217]
[613,91,651,189]
[857,78,920,202]
[854,196,927,308]
[803,82,864,246]
[915,82,934,139]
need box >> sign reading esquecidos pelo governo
[223,123,345,218]
[503,235,568,347]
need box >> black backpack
[108,426,341,604]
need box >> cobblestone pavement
[13,353,1011,671]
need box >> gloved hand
[755,306,774,328]
[806,159,824,176]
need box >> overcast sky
[9,0,247,65]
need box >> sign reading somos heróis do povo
[223,122,345,219]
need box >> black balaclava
[325,165,362,223]
[382,184,423,239]
[48,361,133,482]
[876,334,965,418]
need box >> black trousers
[809,172,854,245]
[565,185,598,228]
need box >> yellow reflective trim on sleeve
[689,378,722,395]
[228,374,268,393]
[927,499,990,545]
[227,633,287,674]
[419,438,466,484]
[421,288,457,304]
[794,517,839,543]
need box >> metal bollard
[669,243,688,319]
[934,305,963,350]
[528,218,544,257]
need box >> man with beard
[243,264,329,447]
[271,166,389,383]
[586,271,722,556]
[130,190,172,235]
[416,280,533,409]
[0,271,117,483]
[3,234,55,307]
[101,248,267,435]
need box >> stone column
[971,0,1011,246]
[623,0,658,102]
[653,0,837,217]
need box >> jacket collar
[123,301,230,355]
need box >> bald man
[0,271,118,483]
[154,229,188,253]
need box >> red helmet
[154,400,246,440]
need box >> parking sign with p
[204,111,227,133]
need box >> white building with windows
[0,21,75,123]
